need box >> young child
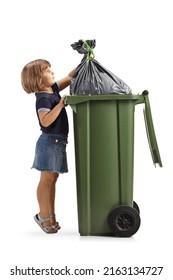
[21,59,76,233]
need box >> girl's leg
[37,172,59,229]
[49,174,60,227]
[49,173,59,215]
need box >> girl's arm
[39,68,76,127]
[57,68,76,91]
[38,94,67,127]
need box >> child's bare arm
[57,68,76,91]
[38,95,68,127]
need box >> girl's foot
[34,214,58,233]
[50,214,61,230]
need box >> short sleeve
[36,97,52,112]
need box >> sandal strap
[49,214,56,218]
[52,222,60,229]
[44,225,53,232]
[49,214,61,229]
[38,214,50,223]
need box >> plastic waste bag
[70,40,132,95]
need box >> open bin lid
[140,91,162,167]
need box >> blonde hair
[21,59,51,93]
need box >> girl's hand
[60,94,69,108]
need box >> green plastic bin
[66,91,162,237]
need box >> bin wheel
[133,201,140,214]
[108,205,141,237]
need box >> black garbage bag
[70,40,132,95]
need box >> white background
[0,0,172,279]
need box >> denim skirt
[32,133,68,173]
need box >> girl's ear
[39,77,44,89]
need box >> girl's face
[41,67,55,87]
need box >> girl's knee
[40,172,59,185]
[53,173,59,183]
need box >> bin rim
[65,94,141,105]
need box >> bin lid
[143,94,162,167]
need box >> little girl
[21,59,76,233]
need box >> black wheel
[133,201,140,214]
[108,205,141,237]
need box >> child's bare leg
[37,172,58,229]
[49,173,60,227]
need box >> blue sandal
[34,214,58,233]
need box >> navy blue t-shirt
[35,83,69,135]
